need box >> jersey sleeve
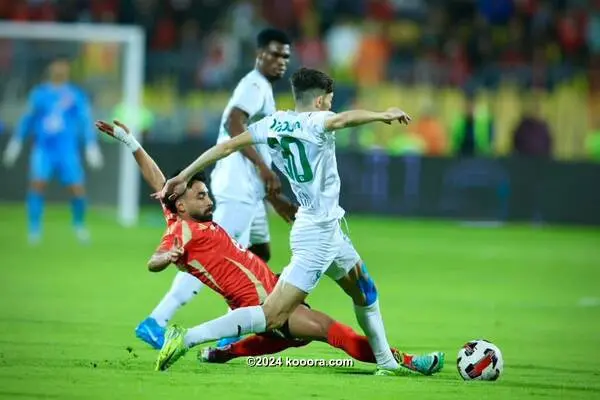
[247,115,273,145]
[307,111,336,138]
[230,78,265,117]
[14,87,41,141]
[157,228,176,252]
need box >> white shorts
[212,198,270,248]
[279,218,361,293]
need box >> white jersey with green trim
[248,110,345,222]
[210,69,275,204]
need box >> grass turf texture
[0,204,599,399]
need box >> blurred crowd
[0,0,599,159]
[0,0,595,89]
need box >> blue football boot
[215,336,243,348]
[135,317,166,349]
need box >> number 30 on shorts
[267,135,313,183]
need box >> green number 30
[268,136,313,183]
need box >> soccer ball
[456,339,503,381]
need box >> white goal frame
[0,22,145,227]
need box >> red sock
[327,322,377,363]
[228,335,309,358]
[327,322,412,365]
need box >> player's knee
[68,185,85,197]
[30,181,46,193]
[262,302,290,331]
[355,262,378,307]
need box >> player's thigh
[29,147,53,183]
[287,305,335,341]
[262,278,308,330]
[325,228,362,282]
[249,201,270,246]
[212,198,255,248]
[279,220,339,294]
[57,151,84,187]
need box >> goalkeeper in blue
[2,57,103,244]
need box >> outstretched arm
[323,108,411,132]
[148,236,184,272]
[132,146,166,194]
[226,108,268,167]
[184,132,253,180]
[95,120,166,193]
[227,108,280,196]
[159,131,254,200]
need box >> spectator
[296,11,327,69]
[477,0,515,25]
[450,94,494,157]
[151,15,177,50]
[352,20,390,86]
[587,1,600,55]
[411,103,448,156]
[197,29,238,89]
[325,17,362,82]
[511,96,553,157]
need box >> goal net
[0,22,145,226]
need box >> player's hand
[267,193,298,224]
[154,175,187,201]
[259,165,281,197]
[96,120,141,153]
[95,120,130,141]
[380,108,411,125]
[2,139,22,168]
[85,145,104,169]
[96,119,135,144]
[167,237,185,264]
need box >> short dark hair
[162,170,207,214]
[257,28,291,48]
[290,67,334,106]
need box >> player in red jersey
[96,120,441,374]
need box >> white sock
[184,305,266,348]
[150,271,204,327]
[354,300,399,370]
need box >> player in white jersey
[135,29,298,350]
[155,68,445,376]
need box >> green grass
[0,204,599,399]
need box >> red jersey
[158,205,278,309]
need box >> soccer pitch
[0,204,598,400]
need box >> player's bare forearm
[179,133,254,181]
[132,147,166,193]
[95,120,164,190]
[227,108,269,170]
[147,251,171,272]
[324,108,410,132]
[324,110,384,131]
[267,192,298,223]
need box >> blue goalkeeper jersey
[15,83,95,152]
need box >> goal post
[0,21,145,227]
